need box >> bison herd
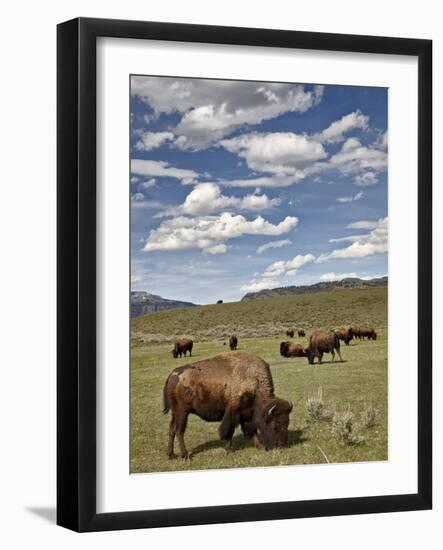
[164,324,377,459]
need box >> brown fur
[229,334,238,350]
[305,330,343,365]
[334,327,354,346]
[297,328,306,337]
[286,328,295,338]
[172,338,193,359]
[280,341,306,358]
[163,351,292,458]
[356,326,377,340]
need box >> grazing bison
[305,330,343,365]
[358,326,377,340]
[297,328,306,337]
[286,328,295,338]
[172,338,193,359]
[229,334,238,350]
[280,341,306,358]
[163,351,293,458]
[335,327,354,346]
[216,299,223,304]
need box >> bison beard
[162,351,293,459]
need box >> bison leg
[175,411,190,459]
[219,406,239,453]
[318,352,323,364]
[331,348,335,362]
[253,434,264,449]
[337,348,343,362]
[168,417,176,459]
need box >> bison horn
[267,404,277,417]
[288,401,293,412]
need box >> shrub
[331,407,365,446]
[306,388,332,422]
[361,402,379,428]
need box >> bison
[286,328,295,338]
[280,341,306,358]
[305,330,342,365]
[357,326,377,340]
[172,338,193,359]
[297,328,306,337]
[163,351,293,458]
[229,334,238,350]
[335,327,354,346]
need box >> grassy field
[131,288,387,473]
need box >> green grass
[131,288,387,473]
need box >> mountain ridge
[241,276,388,301]
[131,291,198,318]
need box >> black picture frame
[57,17,432,532]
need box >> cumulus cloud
[131,77,324,149]
[316,217,388,262]
[314,110,369,144]
[135,131,174,151]
[257,239,292,254]
[320,272,358,281]
[139,178,157,190]
[329,137,387,176]
[156,182,281,218]
[131,159,200,183]
[220,132,327,177]
[336,190,364,203]
[354,171,379,186]
[240,253,315,293]
[143,212,298,254]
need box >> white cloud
[257,239,291,254]
[329,235,363,243]
[336,190,364,203]
[346,220,378,230]
[317,217,388,262]
[240,253,315,293]
[131,274,143,284]
[143,212,298,254]
[131,159,199,183]
[314,110,369,144]
[132,77,324,149]
[156,182,281,218]
[320,272,358,281]
[354,171,379,186]
[373,130,388,150]
[240,278,280,293]
[220,132,327,176]
[329,137,387,175]
[131,200,165,210]
[131,192,144,201]
[139,178,157,190]
[220,174,301,188]
[135,131,174,151]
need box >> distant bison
[305,330,342,365]
[216,299,223,304]
[297,328,306,337]
[286,328,295,338]
[163,351,293,458]
[356,326,377,340]
[280,341,306,358]
[335,327,354,346]
[172,338,193,359]
[229,334,238,350]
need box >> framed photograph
[57,17,432,532]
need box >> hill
[130,291,197,318]
[241,276,388,301]
[131,287,387,344]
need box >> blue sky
[130,76,388,304]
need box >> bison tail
[162,378,171,415]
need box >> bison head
[171,348,178,358]
[257,398,293,449]
[280,342,289,357]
